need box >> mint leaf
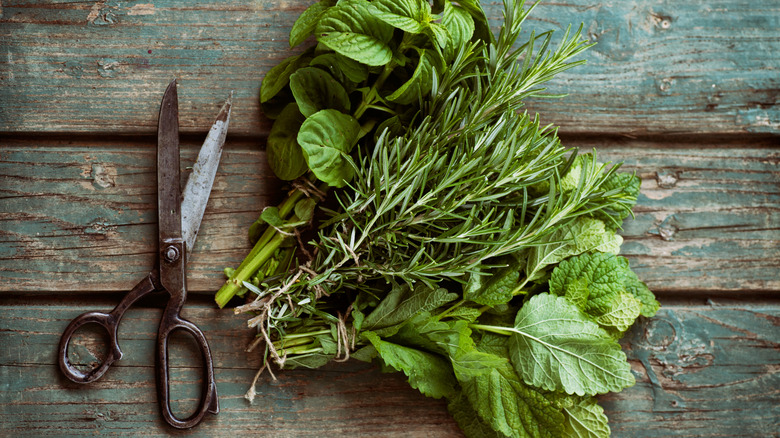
[289,0,335,48]
[266,103,308,180]
[524,217,622,284]
[260,49,313,103]
[507,293,635,395]
[364,331,458,399]
[298,109,361,187]
[386,49,438,105]
[371,0,431,34]
[563,397,611,438]
[316,0,394,66]
[549,253,641,333]
[624,268,660,317]
[310,52,369,85]
[592,172,641,231]
[289,67,350,117]
[442,0,475,50]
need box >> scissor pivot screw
[164,245,180,263]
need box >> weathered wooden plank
[1,1,777,135]
[2,138,778,293]
[0,301,777,436]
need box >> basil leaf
[310,52,369,85]
[507,293,635,396]
[450,0,493,44]
[266,103,308,180]
[386,49,437,105]
[289,66,350,117]
[297,109,361,187]
[363,283,458,332]
[294,198,317,222]
[442,0,475,49]
[289,0,335,48]
[371,0,431,34]
[426,22,451,49]
[260,49,313,103]
[316,0,394,66]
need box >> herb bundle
[216,0,659,436]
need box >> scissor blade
[181,93,232,252]
[158,79,183,247]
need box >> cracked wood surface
[0,301,777,437]
[1,0,778,135]
[1,0,778,436]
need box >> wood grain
[2,138,778,294]
[0,300,777,436]
[1,0,777,136]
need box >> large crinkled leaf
[549,253,641,333]
[456,356,566,438]
[289,0,335,48]
[266,103,308,180]
[370,0,431,34]
[289,67,350,117]
[563,397,611,438]
[592,172,641,231]
[524,217,622,284]
[363,331,457,399]
[316,0,394,66]
[297,109,361,187]
[507,293,635,396]
[363,283,458,332]
[448,392,507,438]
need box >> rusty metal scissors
[57,79,231,429]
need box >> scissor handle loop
[156,313,219,429]
[58,310,122,383]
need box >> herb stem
[469,323,513,336]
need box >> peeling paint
[97,58,120,78]
[127,3,155,16]
[88,163,116,189]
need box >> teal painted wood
[1,1,777,136]
[0,301,777,436]
[2,138,778,293]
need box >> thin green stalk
[469,323,513,336]
[215,231,287,308]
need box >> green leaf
[442,0,475,49]
[426,22,452,49]
[549,253,641,333]
[289,67,350,117]
[563,397,611,438]
[290,0,335,48]
[364,331,458,399]
[284,354,334,369]
[449,0,493,43]
[457,356,566,437]
[310,52,369,84]
[524,217,622,284]
[316,0,394,66]
[507,293,635,396]
[297,109,361,187]
[294,198,317,222]
[386,49,438,105]
[266,103,308,181]
[464,257,521,306]
[448,392,507,438]
[624,268,660,317]
[363,283,458,332]
[371,0,431,34]
[260,50,313,103]
[259,206,284,228]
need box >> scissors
[57,79,231,429]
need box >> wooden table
[1,1,778,436]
